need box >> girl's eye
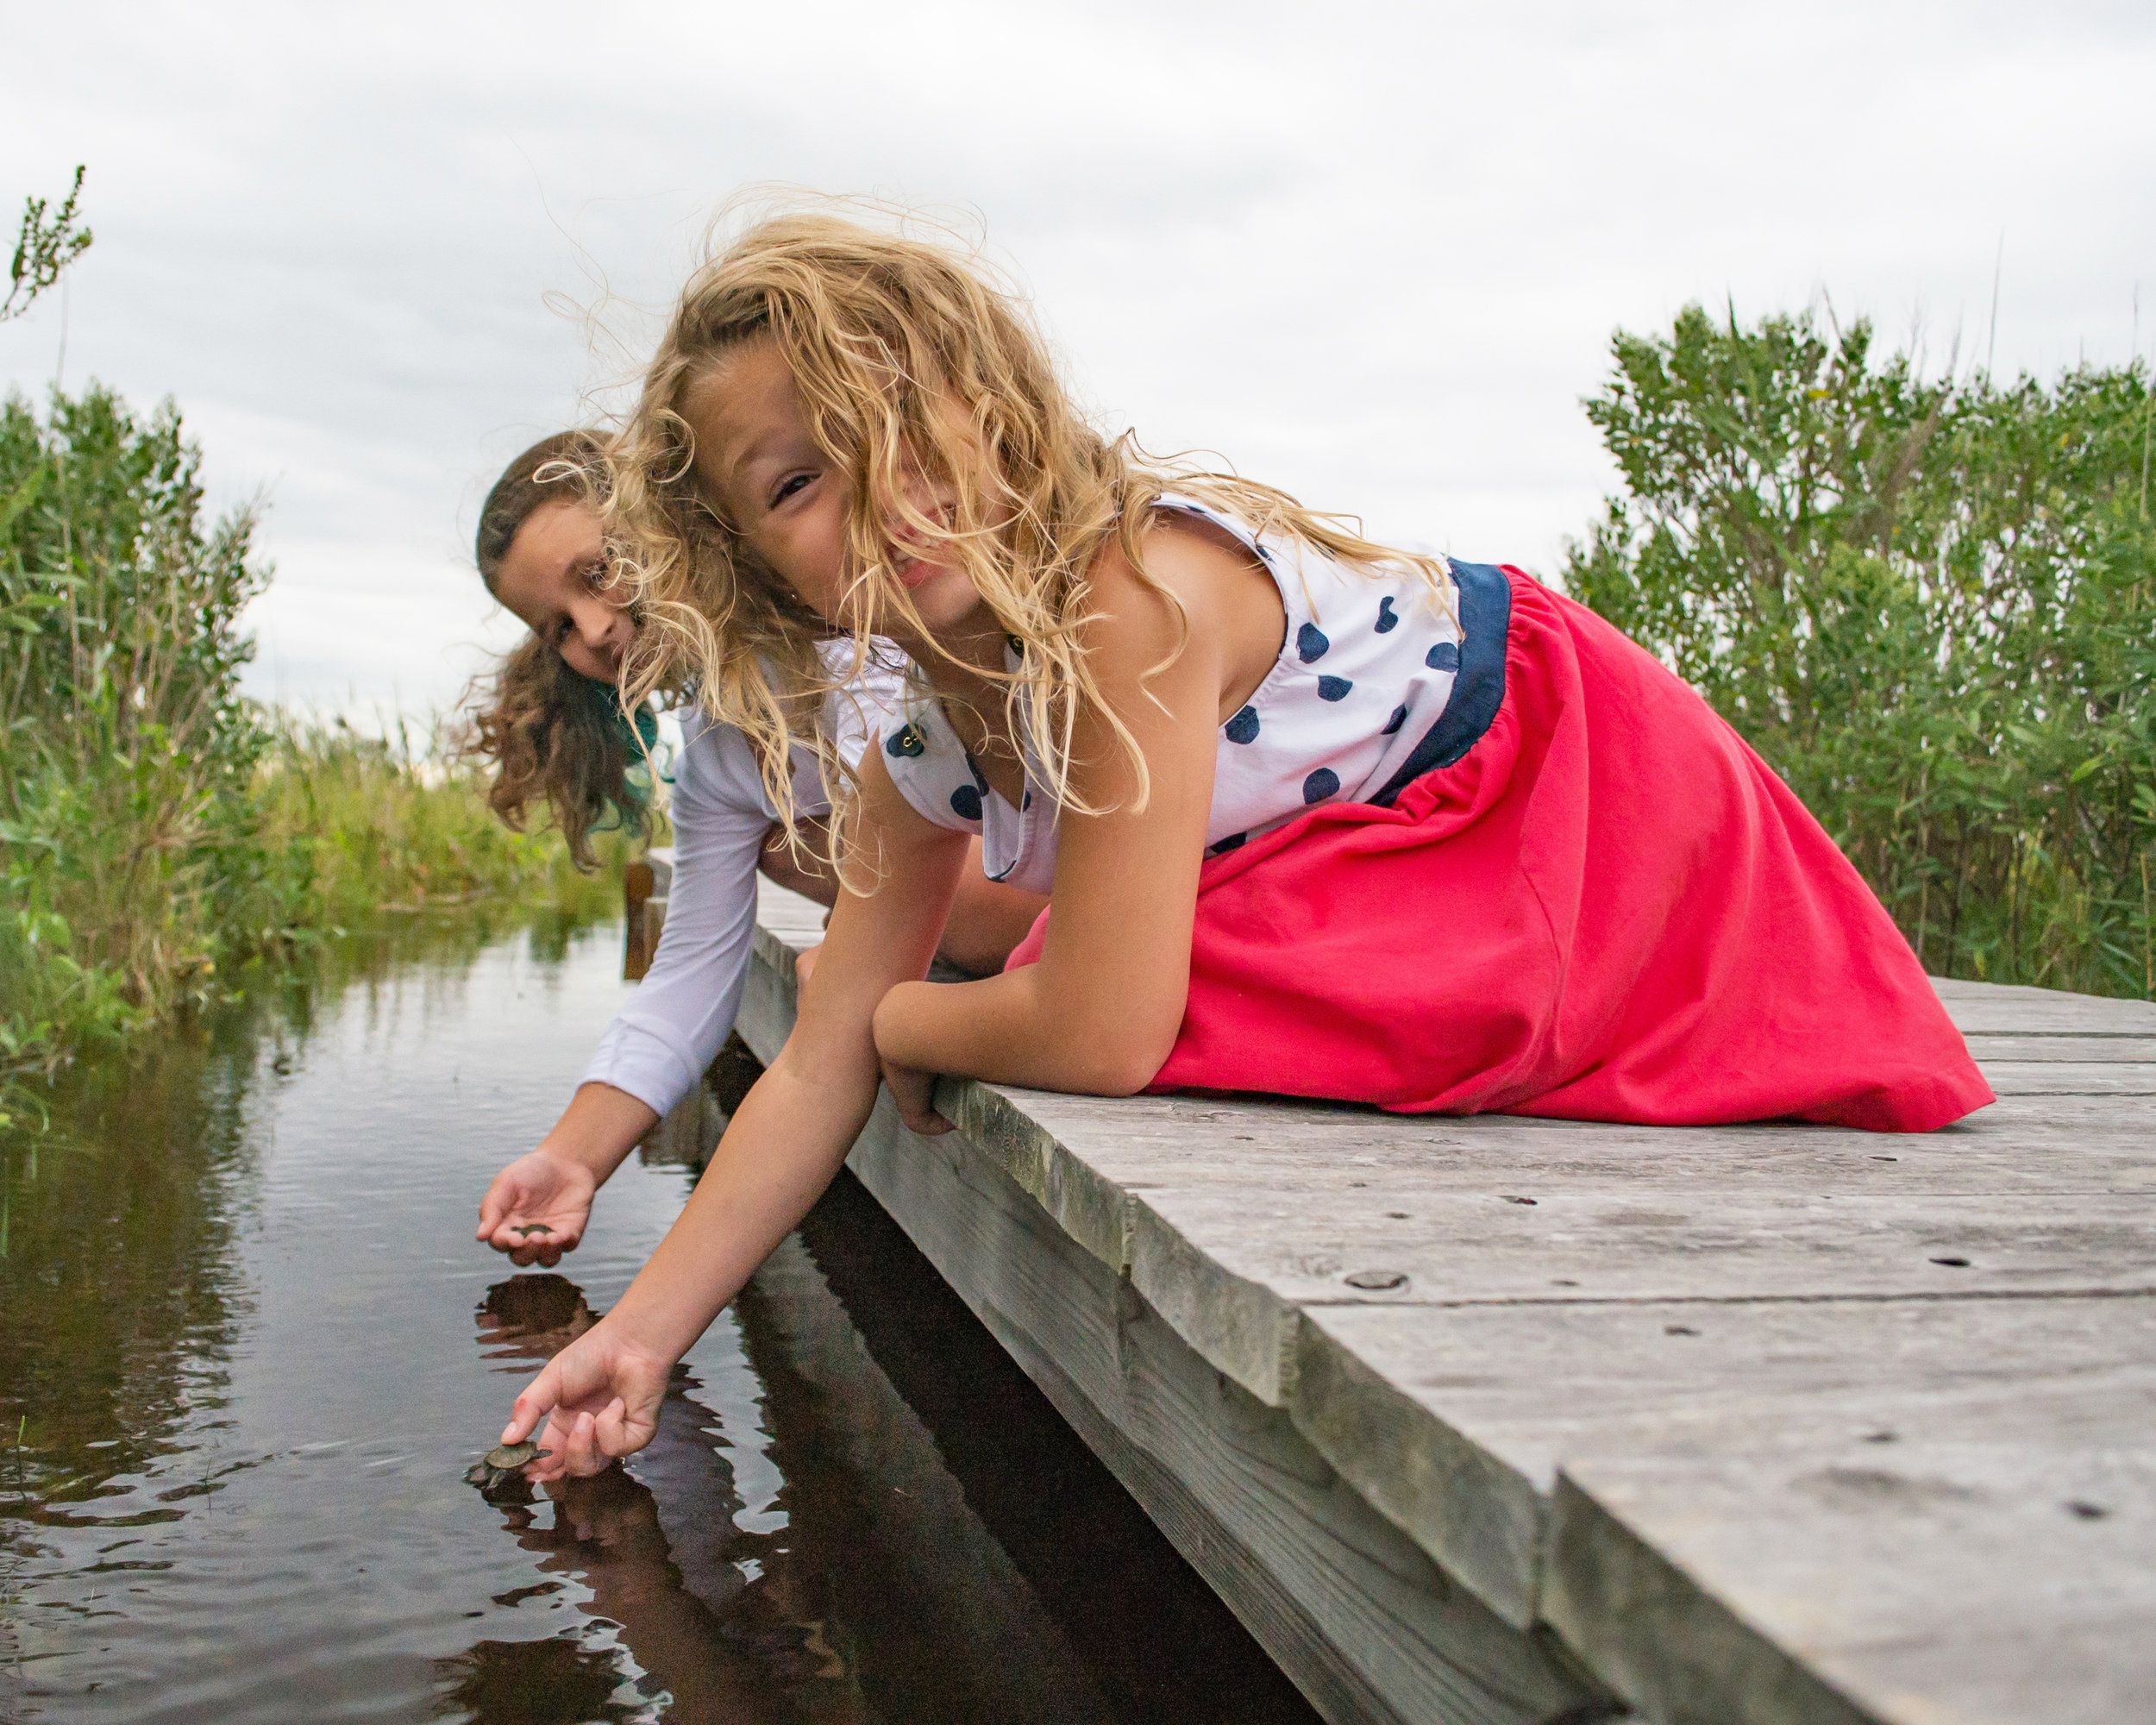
[770,473,812,507]
[580,559,610,593]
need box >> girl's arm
[477,719,778,1264]
[873,528,1241,1108]
[499,753,968,1476]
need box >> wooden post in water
[622,847,674,982]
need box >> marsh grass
[253,714,628,927]
[0,386,626,1122]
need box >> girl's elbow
[1067,1019,1176,1096]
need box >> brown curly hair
[463,430,658,870]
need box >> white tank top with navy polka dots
[876,493,1466,893]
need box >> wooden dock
[660,864,2155,1724]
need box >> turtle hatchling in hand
[465,1441,550,1501]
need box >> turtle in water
[464,1440,550,1502]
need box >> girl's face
[492,499,634,683]
[685,336,986,648]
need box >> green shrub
[1566,305,2156,997]
[0,386,617,1115]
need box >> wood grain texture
[739,884,1602,1724]
[843,1083,1601,1725]
[1934,985,2156,1035]
[737,880,2156,1725]
[1295,1299,2156,1656]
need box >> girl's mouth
[894,555,935,590]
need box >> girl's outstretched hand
[477,1148,598,1268]
[499,1316,671,1481]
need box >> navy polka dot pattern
[873,491,1467,893]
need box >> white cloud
[4,0,2151,712]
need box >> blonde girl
[496,213,1990,1479]
[463,430,1039,1272]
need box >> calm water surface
[0,921,1317,1724]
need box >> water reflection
[448,1242,1125,1724]
[1,919,1317,1725]
[448,1272,858,1722]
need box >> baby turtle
[464,1440,550,1501]
[510,1225,553,1239]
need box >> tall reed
[1,386,616,1113]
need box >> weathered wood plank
[852,1103,1605,1725]
[1293,1295,2156,1654]
[1548,1432,2156,1725]
[1006,1087,2156,1195]
[1106,1181,2156,1418]
[740,882,2156,1725]
[1979,1061,2156,1095]
[1938,988,2156,1036]
[739,887,1604,1725]
[1957,1032,2156,1062]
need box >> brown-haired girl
[496,212,1991,1480]
[463,429,1040,1270]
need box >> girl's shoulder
[1078,496,1283,669]
[673,705,769,816]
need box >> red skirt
[1008,566,1992,1132]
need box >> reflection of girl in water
[467,1257,1174,1724]
[468,1274,856,1721]
[462,435,1042,1272]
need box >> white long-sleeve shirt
[578,665,903,1116]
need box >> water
[0,922,1318,1724]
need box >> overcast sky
[4,0,2152,718]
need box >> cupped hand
[477,1148,598,1267]
[499,1314,671,1482]
[879,1054,950,1137]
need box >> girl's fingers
[594,1396,631,1458]
[886,1069,950,1136]
[567,1409,602,1476]
[502,1363,562,1445]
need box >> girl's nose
[573,600,627,662]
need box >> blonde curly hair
[605,204,1455,862]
